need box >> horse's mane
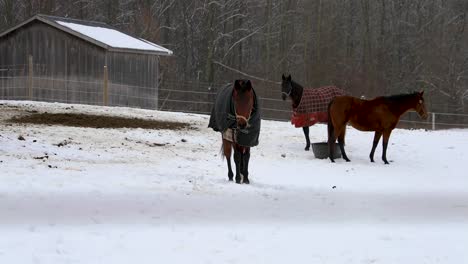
[290,79,304,90]
[382,92,419,102]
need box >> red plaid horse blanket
[291,86,345,127]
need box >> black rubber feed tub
[312,142,342,159]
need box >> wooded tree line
[1,0,468,113]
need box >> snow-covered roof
[54,20,173,55]
[0,15,173,56]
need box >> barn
[0,14,172,109]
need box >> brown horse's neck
[385,93,419,117]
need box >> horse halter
[282,83,293,97]
[416,99,428,119]
[232,87,253,129]
[235,110,252,129]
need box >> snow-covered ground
[1,100,467,264]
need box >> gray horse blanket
[208,84,261,147]
[291,86,345,127]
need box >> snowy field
[1,100,467,264]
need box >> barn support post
[103,65,108,106]
[28,55,33,100]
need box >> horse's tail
[327,99,337,162]
[327,99,335,143]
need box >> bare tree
[1,0,468,115]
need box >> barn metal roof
[0,15,173,56]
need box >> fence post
[28,55,33,100]
[432,112,436,130]
[103,65,108,106]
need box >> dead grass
[9,112,193,130]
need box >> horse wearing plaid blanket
[281,74,345,150]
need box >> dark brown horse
[281,74,311,150]
[209,80,261,184]
[328,91,428,164]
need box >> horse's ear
[246,80,252,91]
[287,75,291,81]
[282,74,286,81]
[234,80,241,90]
[420,90,424,96]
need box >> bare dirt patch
[8,112,193,130]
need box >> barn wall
[0,21,107,105]
[0,26,29,100]
[0,20,160,109]
[107,52,159,109]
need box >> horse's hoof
[235,176,241,184]
[243,178,250,184]
[345,159,351,162]
[305,146,310,151]
[228,177,233,181]
[330,159,335,163]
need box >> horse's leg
[223,139,234,181]
[337,127,350,162]
[302,126,311,151]
[369,131,382,162]
[381,130,392,164]
[233,146,242,184]
[241,148,251,184]
[328,115,337,163]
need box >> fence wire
[1,65,468,129]
[157,79,468,130]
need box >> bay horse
[327,91,428,164]
[208,80,261,184]
[281,74,345,150]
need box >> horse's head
[281,74,293,101]
[415,90,428,119]
[281,74,303,108]
[233,79,254,129]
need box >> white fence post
[432,112,436,130]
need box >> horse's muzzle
[236,115,250,130]
[418,109,429,120]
